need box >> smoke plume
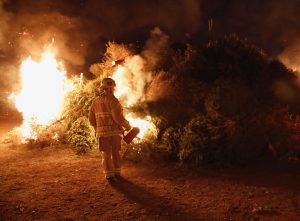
[201,0,300,70]
[0,0,201,102]
[0,0,201,70]
[2,0,300,111]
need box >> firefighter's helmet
[101,77,116,89]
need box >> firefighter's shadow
[110,177,206,221]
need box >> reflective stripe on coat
[89,93,131,138]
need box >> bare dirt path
[0,143,300,221]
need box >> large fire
[111,56,156,140]
[10,50,73,141]
[9,48,156,142]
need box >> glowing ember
[11,50,72,141]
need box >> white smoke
[142,27,170,71]
[113,55,152,107]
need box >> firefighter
[89,77,131,182]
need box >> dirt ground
[0,131,300,220]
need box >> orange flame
[126,114,157,139]
[11,49,73,141]
[111,56,156,140]
[10,48,156,142]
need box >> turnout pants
[98,135,122,178]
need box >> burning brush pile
[4,41,158,155]
[4,30,300,165]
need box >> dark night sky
[1,0,300,93]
